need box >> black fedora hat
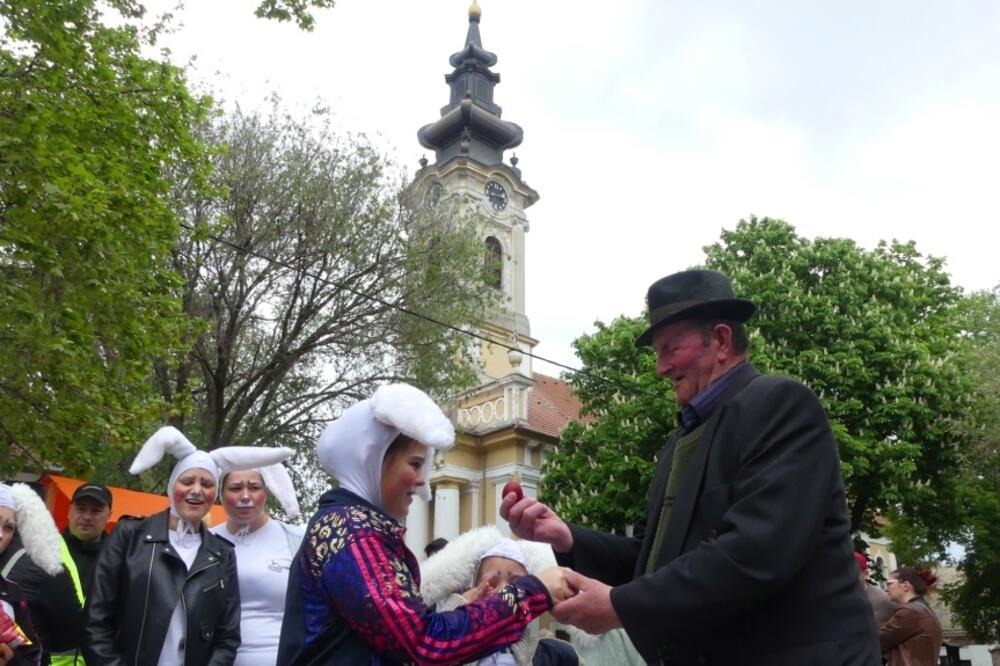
[635,269,756,347]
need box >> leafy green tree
[941,287,1000,641]
[253,0,336,30]
[148,105,494,509]
[542,217,972,550]
[0,0,211,475]
[704,218,970,542]
[539,316,667,533]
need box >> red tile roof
[526,373,592,439]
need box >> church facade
[403,1,585,557]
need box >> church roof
[526,373,593,439]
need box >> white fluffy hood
[419,526,556,606]
[0,484,64,576]
[419,525,600,648]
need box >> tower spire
[417,2,522,166]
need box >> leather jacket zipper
[134,543,156,665]
[181,558,219,663]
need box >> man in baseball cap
[43,482,114,665]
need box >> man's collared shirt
[678,361,746,433]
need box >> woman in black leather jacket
[83,427,291,666]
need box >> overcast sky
[148,0,1000,373]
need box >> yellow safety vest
[49,539,86,666]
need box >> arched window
[484,236,503,289]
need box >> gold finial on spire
[469,0,481,20]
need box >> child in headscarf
[421,529,580,666]
[276,384,574,665]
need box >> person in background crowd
[64,483,111,596]
[276,384,574,665]
[855,552,895,628]
[0,482,82,666]
[502,269,880,666]
[420,527,579,666]
[0,482,63,666]
[84,427,290,666]
[424,537,449,559]
[879,567,942,666]
[44,482,115,666]
[210,460,303,666]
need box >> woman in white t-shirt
[211,463,303,666]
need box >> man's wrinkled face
[652,321,719,406]
[69,497,111,542]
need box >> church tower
[405,1,580,556]
[412,0,539,369]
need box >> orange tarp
[42,474,227,533]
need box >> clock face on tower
[484,181,508,211]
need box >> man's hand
[536,566,576,604]
[500,495,573,553]
[0,641,12,665]
[551,569,623,635]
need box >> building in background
[405,1,587,556]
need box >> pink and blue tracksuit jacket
[276,488,554,665]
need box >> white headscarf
[0,483,64,576]
[480,538,528,569]
[130,426,293,537]
[316,384,455,507]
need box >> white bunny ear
[130,426,199,475]
[10,484,63,576]
[210,446,293,476]
[371,384,454,450]
[258,463,300,519]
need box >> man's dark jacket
[62,529,105,597]
[0,533,84,664]
[82,510,241,666]
[559,364,880,666]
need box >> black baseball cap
[72,483,112,508]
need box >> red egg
[502,480,523,502]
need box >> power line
[177,220,662,401]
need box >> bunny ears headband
[130,426,294,517]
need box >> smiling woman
[83,427,293,666]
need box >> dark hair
[693,318,750,355]
[383,434,416,466]
[424,537,449,558]
[891,566,938,595]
